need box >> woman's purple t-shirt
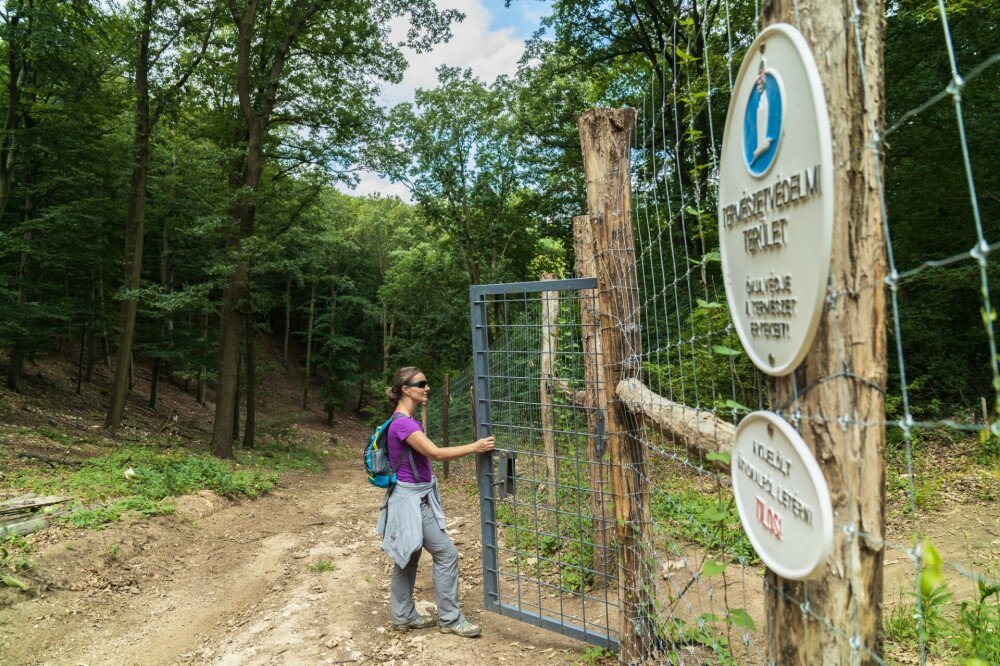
[388,414,432,483]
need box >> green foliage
[10,446,284,528]
[651,486,757,565]
[952,579,1000,663]
[0,535,34,573]
[579,645,615,665]
[885,540,1000,662]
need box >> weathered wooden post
[573,214,614,580]
[539,272,559,507]
[578,108,656,662]
[442,372,451,479]
[757,3,888,663]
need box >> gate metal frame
[470,277,618,651]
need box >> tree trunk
[573,214,614,580]
[442,373,450,479]
[197,309,208,406]
[85,325,96,384]
[6,237,29,391]
[97,263,111,368]
[283,274,291,366]
[76,324,87,395]
[578,108,656,663]
[149,357,160,409]
[0,10,24,220]
[128,352,135,391]
[232,346,241,442]
[151,154,175,411]
[326,280,337,426]
[105,0,153,432]
[538,273,559,508]
[381,303,392,377]
[212,274,245,458]
[243,312,255,448]
[760,3,887,663]
[303,282,316,410]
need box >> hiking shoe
[393,613,436,631]
[439,619,481,638]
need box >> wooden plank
[0,514,51,539]
[0,495,71,514]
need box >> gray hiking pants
[390,502,466,628]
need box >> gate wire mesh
[471,280,620,649]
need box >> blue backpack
[365,413,420,489]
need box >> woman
[375,366,495,637]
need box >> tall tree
[104,0,217,431]
[209,0,460,457]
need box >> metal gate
[470,278,619,650]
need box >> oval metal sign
[718,23,834,376]
[731,411,834,580]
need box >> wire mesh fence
[615,2,998,664]
[463,2,999,664]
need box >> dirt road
[0,451,591,665]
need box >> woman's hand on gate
[473,436,495,454]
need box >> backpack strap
[387,412,422,482]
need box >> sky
[344,0,551,201]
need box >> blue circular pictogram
[742,70,783,177]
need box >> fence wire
[609,2,1000,664]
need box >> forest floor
[0,340,997,665]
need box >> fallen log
[616,377,735,475]
[17,452,84,468]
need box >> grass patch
[5,444,295,528]
[235,441,326,473]
[307,559,336,573]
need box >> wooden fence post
[442,372,450,479]
[574,214,614,580]
[539,273,559,507]
[759,3,887,663]
[578,108,656,662]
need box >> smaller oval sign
[730,411,834,580]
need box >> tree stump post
[758,3,888,663]
[578,108,656,663]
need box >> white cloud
[352,173,411,201]
[343,0,527,202]
[381,0,526,107]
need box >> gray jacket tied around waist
[376,477,446,568]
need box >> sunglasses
[405,380,429,389]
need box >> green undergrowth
[651,478,757,566]
[7,441,326,528]
[884,541,1000,665]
